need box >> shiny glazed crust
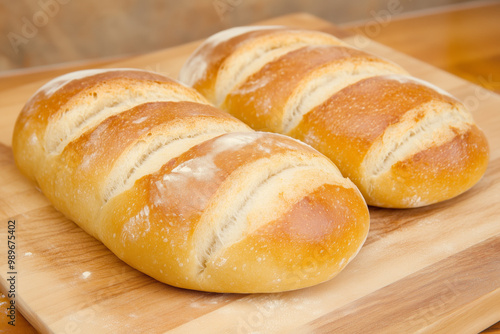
[179,26,490,208]
[12,69,370,293]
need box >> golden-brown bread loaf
[179,26,490,208]
[12,69,370,293]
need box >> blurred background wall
[0,0,483,72]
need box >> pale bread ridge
[214,31,345,106]
[192,138,351,273]
[283,56,408,134]
[361,99,473,184]
[104,120,250,203]
[35,68,142,97]
[45,80,207,154]
[179,26,284,87]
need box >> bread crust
[12,69,370,292]
[179,26,344,103]
[180,26,490,208]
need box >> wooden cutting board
[0,13,499,334]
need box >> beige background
[0,0,481,72]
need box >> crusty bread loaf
[179,26,490,208]
[12,69,369,293]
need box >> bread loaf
[179,26,490,208]
[12,69,369,293]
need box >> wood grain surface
[0,13,499,334]
[342,1,500,94]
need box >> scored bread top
[12,68,370,292]
[99,131,366,292]
[222,45,408,133]
[180,26,490,208]
[14,69,209,180]
[179,26,346,105]
[289,75,488,206]
[13,69,248,237]
[54,101,252,235]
